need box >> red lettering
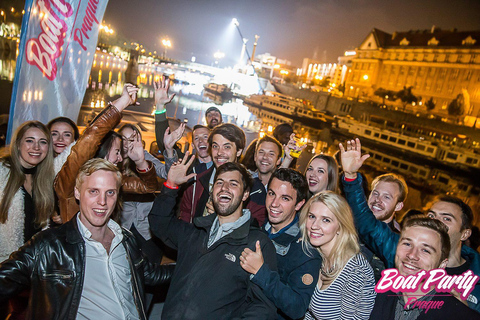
[73,0,100,52]
[24,0,73,80]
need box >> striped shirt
[305,253,376,320]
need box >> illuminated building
[344,27,480,123]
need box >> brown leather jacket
[54,105,158,222]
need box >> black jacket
[150,185,278,320]
[0,216,174,320]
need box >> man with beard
[370,217,479,319]
[361,173,408,281]
[205,106,223,129]
[179,123,267,226]
[368,173,407,232]
[149,158,277,320]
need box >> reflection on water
[0,53,16,81]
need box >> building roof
[368,27,480,48]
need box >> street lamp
[162,38,171,59]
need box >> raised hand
[154,75,176,112]
[338,138,370,179]
[111,83,139,112]
[239,240,264,275]
[166,151,197,187]
[280,133,306,168]
[164,122,185,158]
[205,196,215,216]
[126,130,148,170]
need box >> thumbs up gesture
[240,240,264,275]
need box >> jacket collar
[194,209,253,242]
[264,219,301,247]
[66,213,129,244]
[65,213,84,244]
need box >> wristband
[164,181,179,189]
[136,163,152,173]
[155,109,167,114]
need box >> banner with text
[7,0,109,142]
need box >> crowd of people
[0,77,479,320]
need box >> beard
[213,195,243,217]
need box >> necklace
[22,166,37,175]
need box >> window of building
[389,136,397,142]
[416,144,426,151]
[407,141,416,148]
[380,134,388,140]
[438,176,449,184]
[398,139,406,145]
[446,152,458,160]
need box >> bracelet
[136,163,152,173]
[155,109,167,114]
[164,181,179,189]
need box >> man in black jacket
[0,159,173,320]
[149,156,277,320]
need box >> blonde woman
[300,191,376,320]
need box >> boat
[244,91,329,126]
[334,116,480,170]
[203,83,233,100]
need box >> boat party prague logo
[375,268,479,312]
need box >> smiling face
[254,141,281,175]
[427,201,469,249]
[19,127,49,168]
[305,158,329,194]
[212,170,249,217]
[306,201,340,256]
[368,181,403,223]
[193,127,210,160]
[395,225,447,276]
[105,137,123,165]
[119,126,136,157]
[211,134,242,167]
[75,170,119,232]
[206,111,222,129]
[50,122,75,155]
[266,177,305,233]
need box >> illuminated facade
[299,51,355,88]
[344,27,480,122]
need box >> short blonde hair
[75,158,122,191]
[299,191,360,280]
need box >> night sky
[103,0,480,67]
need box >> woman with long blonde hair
[0,121,55,262]
[300,191,376,319]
